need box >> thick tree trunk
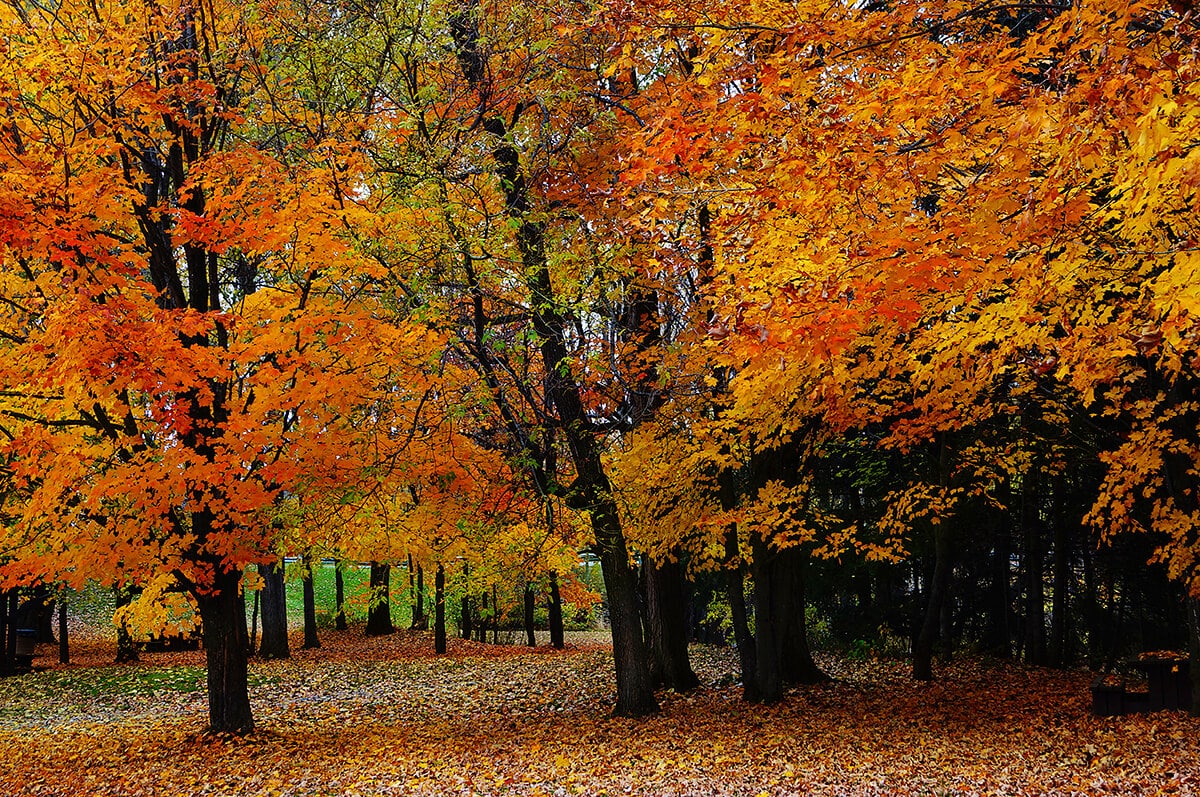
[982,500,1012,658]
[750,534,785,703]
[258,559,289,659]
[594,509,658,716]
[32,587,56,644]
[302,554,320,649]
[548,570,564,650]
[913,523,952,681]
[780,551,826,685]
[434,564,446,655]
[365,562,393,636]
[524,583,537,646]
[195,568,254,734]
[752,539,826,702]
[115,584,139,664]
[645,556,699,692]
[334,563,348,631]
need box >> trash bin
[14,628,37,657]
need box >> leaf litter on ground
[1,629,1197,796]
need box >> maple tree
[0,0,441,730]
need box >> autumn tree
[0,0,433,730]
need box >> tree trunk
[725,542,759,702]
[752,539,826,701]
[750,534,785,703]
[435,564,447,655]
[461,563,472,640]
[58,594,69,665]
[195,567,254,734]
[1187,594,1200,716]
[645,556,699,692]
[913,522,952,681]
[249,590,259,653]
[1049,494,1071,667]
[477,590,488,643]
[1,590,12,676]
[780,551,826,685]
[115,584,139,664]
[594,507,659,716]
[302,553,320,649]
[32,586,56,644]
[492,583,499,645]
[982,499,1012,658]
[449,3,655,716]
[524,583,537,646]
[365,562,393,636]
[258,559,290,659]
[334,563,348,631]
[1022,475,1047,665]
[410,555,427,630]
[548,570,564,650]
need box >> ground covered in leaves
[1,629,1197,796]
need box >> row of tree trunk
[247,558,572,661]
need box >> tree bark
[477,590,488,643]
[1049,490,1071,667]
[435,564,447,655]
[258,559,290,659]
[115,584,139,664]
[302,553,320,649]
[750,534,784,703]
[780,551,827,685]
[982,500,1012,658]
[751,539,826,701]
[524,583,537,646]
[365,562,393,636]
[1187,594,1200,716]
[1,590,12,676]
[1022,473,1047,665]
[195,567,254,734]
[725,545,759,702]
[913,522,952,681]
[645,556,700,692]
[548,570,565,650]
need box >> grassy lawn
[0,629,1197,796]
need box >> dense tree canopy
[1,0,1199,727]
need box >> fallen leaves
[0,631,1197,795]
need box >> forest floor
[0,626,1197,796]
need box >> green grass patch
[45,665,206,697]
